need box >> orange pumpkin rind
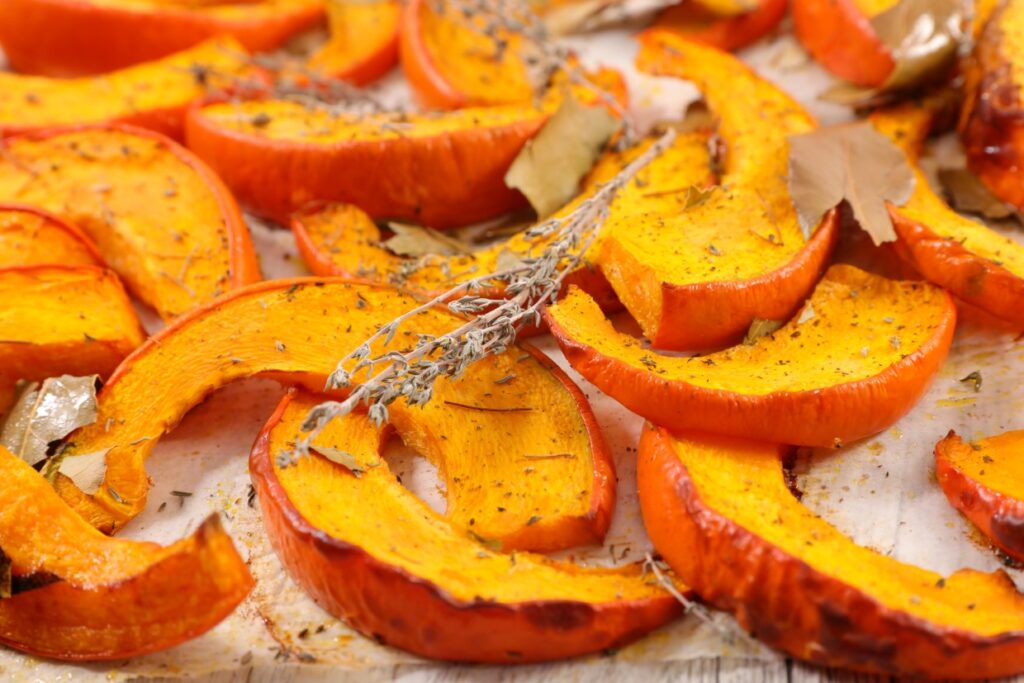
[791,0,897,87]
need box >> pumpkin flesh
[306,0,400,85]
[652,0,787,53]
[0,205,103,268]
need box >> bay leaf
[44,449,110,495]
[0,375,99,467]
[505,94,619,218]
[938,167,1016,220]
[385,223,474,257]
[788,121,915,245]
[744,318,784,345]
[315,445,381,478]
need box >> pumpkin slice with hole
[871,102,1024,326]
[651,0,787,53]
[0,39,251,141]
[545,265,956,448]
[960,0,1024,212]
[638,425,1024,679]
[936,430,1024,564]
[0,265,145,412]
[291,130,716,307]
[250,389,679,663]
[0,446,253,661]
[791,0,897,87]
[306,0,400,85]
[58,278,615,542]
[185,82,620,229]
[598,33,839,351]
[0,204,103,268]
[0,125,260,320]
[0,0,323,77]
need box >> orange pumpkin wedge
[185,86,615,228]
[651,0,787,53]
[250,389,680,663]
[936,430,1024,564]
[638,425,1024,679]
[0,0,323,77]
[0,204,103,268]
[58,278,615,541]
[291,131,715,306]
[0,445,253,661]
[791,0,897,87]
[598,32,838,351]
[0,39,251,141]
[0,125,260,320]
[546,265,956,448]
[306,0,400,85]
[871,103,1024,326]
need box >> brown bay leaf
[938,167,1017,220]
[385,223,474,257]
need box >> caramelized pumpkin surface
[639,425,1024,679]
[0,205,103,268]
[0,126,259,320]
[250,390,679,663]
[546,265,956,447]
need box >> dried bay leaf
[938,168,1016,220]
[44,449,110,495]
[744,319,784,345]
[505,94,619,218]
[0,375,99,467]
[788,121,915,245]
[315,445,381,479]
[385,223,473,257]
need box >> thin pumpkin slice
[58,278,615,543]
[291,130,716,307]
[0,0,323,77]
[185,81,620,228]
[598,32,838,350]
[871,103,1024,326]
[545,265,956,448]
[0,39,251,141]
[0,125,260,320]
[639,425,1024,679]
[251,389,680,663]
[0,204,103,268]
[651,0,787,53]
[0,445,253,661]
[306,0,400,85]
[936,430,1024,564]
[791,0,897,87]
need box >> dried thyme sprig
[284,129,677,465]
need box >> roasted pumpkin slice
[791,0,897,87]
[598,33,838,350]
[0,0,323,77]
[651,0,787,53]
[59,278,615,541]
[546,265,956,448]
[0,446,252,661]
[0,39,250,140]
[251,389,679,663]
[872,103,1024,326]
[0,205,103,268]
[291,131,715,306]
[960,0,1024,212]
[307,0,400,84]
[936,430,1024,564]
[638,425,1024,679]
[0,125,260,320]
[0,266,145,412]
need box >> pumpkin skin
[791,0,897,87]
[0,0,323,77]
[652,0,788,53]
[248,389,683,663]
[0,204,104,268]
[638,425,1024,679]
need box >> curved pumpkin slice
[0,205,103,268]
[291,131,715,306]
[599,33,838,350]
[0,125,260,320]
[0,0,323,77]
[59,278,614,543]
[306,0,400,85]
[960,0,1024,211]
[0,39,250,141]
[546,265,956,448]
[651,0,787,53]
[0,446,252,661]
[936,430,1024,564]
[791,0,897,87]
[251,389,679,663]
[639,425,1024,679]
[871,103,1024,326]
